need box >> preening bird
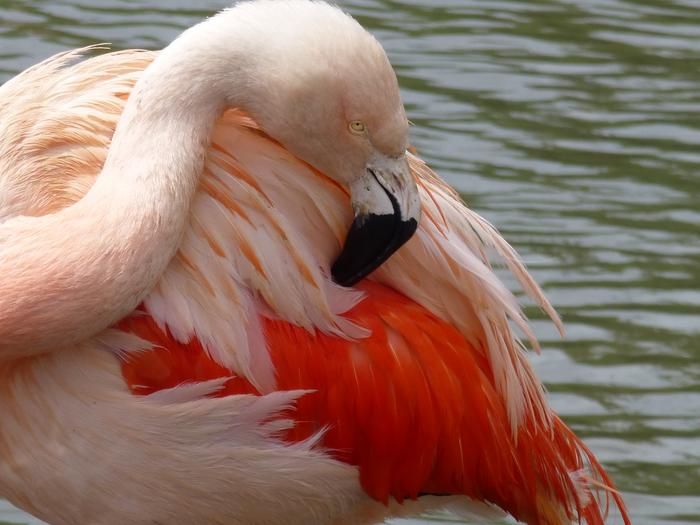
[0,1,631,524]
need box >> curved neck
[0,19,252,357]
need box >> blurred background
[1,1,699,524]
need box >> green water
[1,1,699,524]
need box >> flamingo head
[232,0,420,287]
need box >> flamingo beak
[331,153,420,287]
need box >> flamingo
[0,1,631,524]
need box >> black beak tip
[331,214,418,287]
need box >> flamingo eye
[349,121,366,134]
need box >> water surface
[1,1,699,524]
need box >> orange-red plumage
[120,281,629,525]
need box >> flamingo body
[0,2,631,524]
